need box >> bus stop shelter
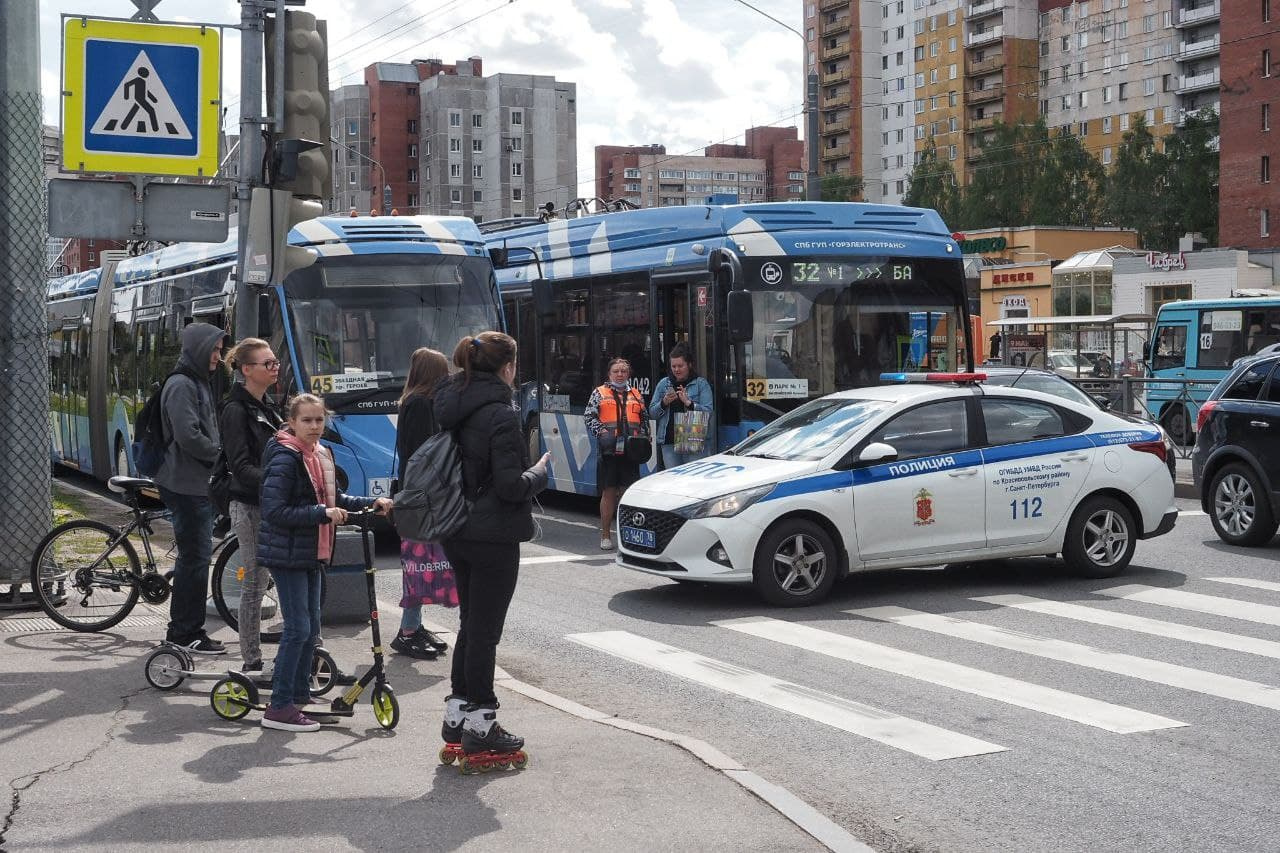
[984,313,1153,378]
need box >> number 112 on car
[1011,497,1044,519]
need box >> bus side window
[545,288,590,409]
[1152,325,1187,371]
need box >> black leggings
[441,539,520,707]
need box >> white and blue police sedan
[616,373,1178,606]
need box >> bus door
[1148,317,1192,442]
[651,273,716,453]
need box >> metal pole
[807,72,820,202]
[0,0,52,593]
[235,0,267,340]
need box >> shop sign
[992,270,1036,284]
[952,232,1008,254]
[1002,295,1029,309]
[1146,251,1187,271]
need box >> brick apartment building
[1219,0,1280,247]
[594,126,804,206]
[330,57,576,221]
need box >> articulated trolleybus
[48,215,501,496]
[486,202,971,495]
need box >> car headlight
[675,484,776,519]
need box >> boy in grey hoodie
[157,322,227,654]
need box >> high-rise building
[805,0,862,195]
[330,58,576,221]
[1219,0,1278,248]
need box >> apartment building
[805,0,861,193]
[913,2,967,177]
[332,58,576,221]
[1219,0,1279,248]
[963,0,1040,177]
[595,144,666,202]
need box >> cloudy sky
[39,0,806,196]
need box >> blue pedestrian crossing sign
[62,17,220,177]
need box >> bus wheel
[1161,406,1191,446]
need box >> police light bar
[880,372,988,384]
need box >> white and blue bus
[47,215,501,496]
[1147,296,1280,443]
[485,202,971,495]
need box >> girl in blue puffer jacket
[257,393,391,732]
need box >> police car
[615,373,1178,606]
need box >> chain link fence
[0,77,53,587]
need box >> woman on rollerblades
[434,332,549,764]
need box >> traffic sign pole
[235,0,268,340]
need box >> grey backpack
[393,429,469,542]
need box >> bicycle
[30,476,176,631]
[209,536,325,644]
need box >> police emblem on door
[914,488,935,526]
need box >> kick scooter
[143,641,338,695]
[207,510,399,730]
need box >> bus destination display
[791,261,913,284]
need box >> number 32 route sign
[62,17,220,177]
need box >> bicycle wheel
[30,519,142,632]
[211,537,283,643]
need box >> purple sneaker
[261,704,320,732]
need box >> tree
[903,139,960,225]
[1158,109,1219,247]
[819,173,864,202]
[1104,114,1166,248]
[956,120,1039,229]
[1028,125,1108,227]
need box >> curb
[1175,481,1197,500]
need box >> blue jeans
[159,486,213,644]
[268,566,323,709]
[400,605,422,633]
[660,444,708,470]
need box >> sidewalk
[0,613,833,851]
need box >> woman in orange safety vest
[584,357,649,550]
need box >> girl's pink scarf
[275,429,337,562]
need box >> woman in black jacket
[434,331,549,758]
[220,338,283,678]
[392,347,451,660]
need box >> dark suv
[1192,354,1280,545]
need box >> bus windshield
[287,256,493,397]
[740,256,967,410]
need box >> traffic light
[265,10,331,200]
[243,186,322,285]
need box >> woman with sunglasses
[221,337,284,680]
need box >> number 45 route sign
[62,17,220,177]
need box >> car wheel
[1062,495,1137,579]
[752,520,838,607]
[1209,463,1278,547]
[1161,405,1191,446]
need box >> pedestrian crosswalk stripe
[850,606,1280,712]
[1097,584,1280,627]
[567,630,1007,761]
[975,594,1280,661]
[715,617,1184,734]
[1207,577,1280,595]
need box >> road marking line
[5,689,61,715]
[716,616,1184,734]
[1207,577,1280,594]
[567,629,1007,761]
[850,606,1280,712]
[1178,509,1206,516]
[1096,584,1280,627]
[532,512,598,530]
[521,553,611,566]
[976,594,1280,661]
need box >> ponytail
[452,331,517,385]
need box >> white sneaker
[600,537,614,551]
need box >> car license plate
[620,526,656,549]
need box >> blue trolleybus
[47,215,501,497]
[485,202,971,495]
[1147,296,1280,443]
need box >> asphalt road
[391,491,1279,853]
[48,474,1280,852]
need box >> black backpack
[131,376,175,477]
[392,430,469,542]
